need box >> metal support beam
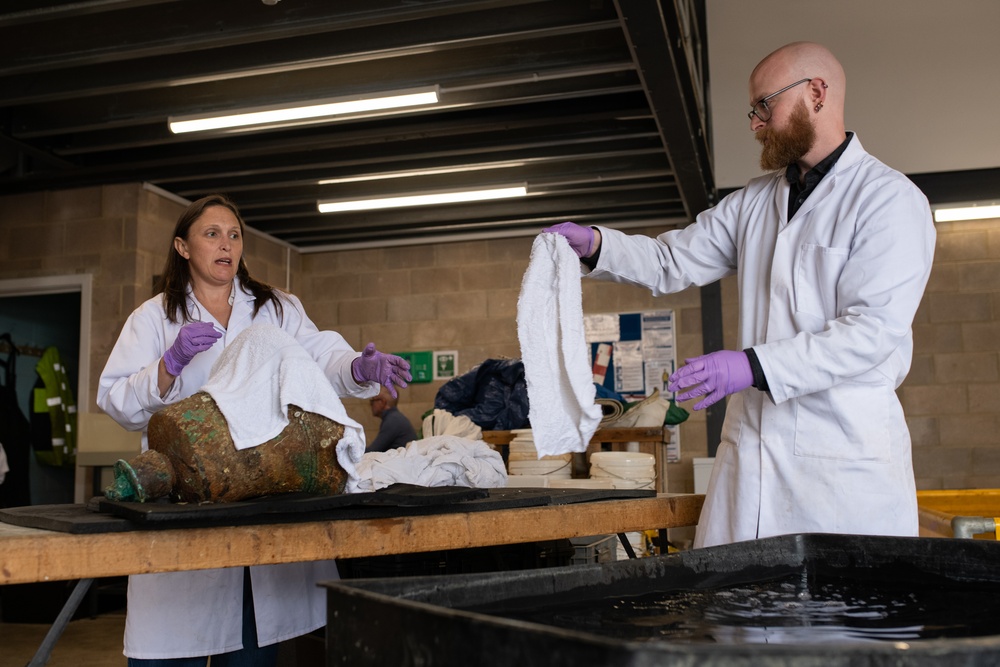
[699,281,724,456]
[614,0,713,216]
[616,0,724,455]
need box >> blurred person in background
[367,385,417,452]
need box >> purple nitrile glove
[351,343,413,399]
[163,321,223,377]
[542,222,595,258]
[668,350,754,411]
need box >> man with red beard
[542,42,935,549]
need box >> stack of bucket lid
[589,451,656,489]
[589,451,656,559]
[506,429,572,487]
[548,477,614,489]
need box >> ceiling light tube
[169,87,439,134]
[317,160,526,185]
[933,202,1000,223]
[318,185,527,213]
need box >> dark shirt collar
[785,132,853,186]
[785,132,853,218]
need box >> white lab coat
[589,135,935,549]
[98,279,377,659]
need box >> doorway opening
[0,274,92,503]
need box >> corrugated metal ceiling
[0,0,715,249]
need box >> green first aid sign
[393,351,433,383]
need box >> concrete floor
[0,613,127,667]
[0,614,325,667]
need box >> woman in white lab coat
[546,42,935,549]
[99,194,410,666]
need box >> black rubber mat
[0,486,654,534]
[0,502,135,534]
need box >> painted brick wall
[0,185,294,414]
[4,184,998,493]
[903,217,1000,489]
[298,226,735,492]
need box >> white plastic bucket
[508,459,572,477]
[589,450,655,489]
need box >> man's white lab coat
[589,135,935,548]
[98,280,375,659]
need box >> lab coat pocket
[793,382,890,463]
[720,392,744,447]
[794,244,849,320]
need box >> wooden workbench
[0,493,704,586]
[484,427,674,492]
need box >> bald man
[544,42,935,548]
[367,385,417,453]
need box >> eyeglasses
[747,78,812,122]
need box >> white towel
[421,408,483,440]
[201,323,366,484]
[347,435,507,493]
[0,441,8,485]
[516,233,602,457]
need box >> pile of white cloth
[516,232,602,457]
[198,324,508,496]
[201,324,367,485]
[421,408,482,440]
[347,435,507,493]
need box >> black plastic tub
[324,533,1000,666]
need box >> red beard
[756,98,815,172]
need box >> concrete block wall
[0,185,295,414]
[302,217,1000,493]
[300,237,533,450]
[3,182,999,493]
[0,185,173,410]
[903,216,1000,489]
[298,225,729,492]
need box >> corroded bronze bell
[105,392,348,503]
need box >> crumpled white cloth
[0,441,8,485]
[347,435,507,493]
[516,233,602,457]
[421,408,482,440]
[201,323,366,483]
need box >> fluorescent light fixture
[318,186,527,213]
[933,202,1000,223]
[317,160,526,185]
[169,87,439,134]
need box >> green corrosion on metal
[105,459,140,502]
[292,453,321,493]
[105,471,136,501]
[183,427,220,442]
[182,409,206,423]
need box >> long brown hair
[154,194,284,324]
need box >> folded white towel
[348,435,507,493]
[516,233,602,457]
[201,323,366,484]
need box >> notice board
[584,309,680,461]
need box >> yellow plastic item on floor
[917,489,1000,539]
